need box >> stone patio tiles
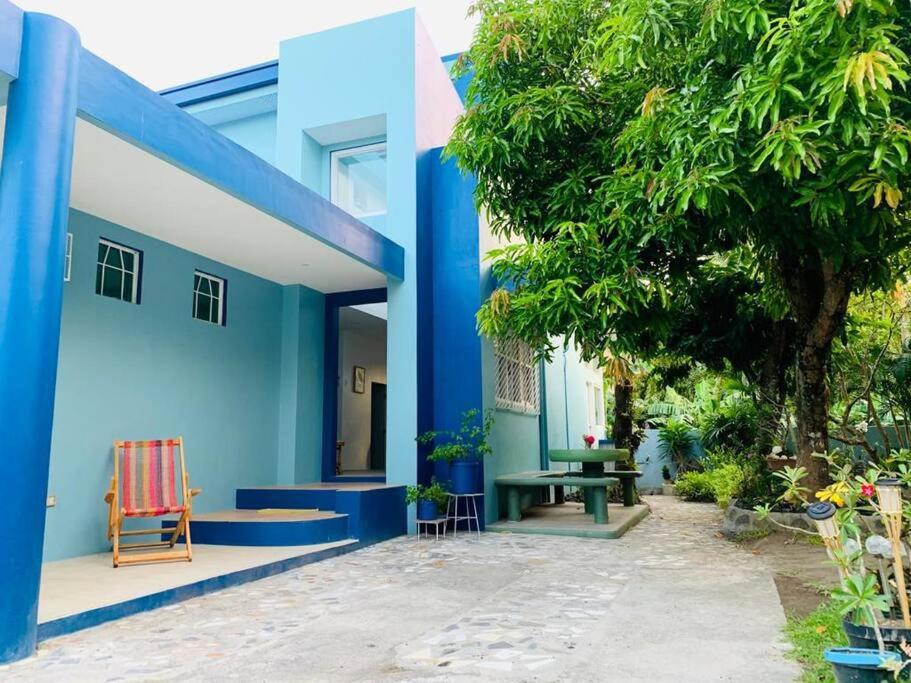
[1,496,799,682]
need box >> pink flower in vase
[583,434,596,449]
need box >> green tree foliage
[448,0,911,490]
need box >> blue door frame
[322,287,387,483]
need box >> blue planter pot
[825,648,901,682]
[451,460,481,494]
[417,500,439,521]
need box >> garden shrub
[699,400,760,453]
[657,419,698,472]
[676,463,744,508]
[675,471,715,502]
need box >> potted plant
[757,452,911,678]
[418,409,494,494]
[823,648,901,682]
[406,481,449,521]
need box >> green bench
[495,469,643,524]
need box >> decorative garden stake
[875,478,911,628]
[807,502,846,581]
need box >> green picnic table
[495,449,641,525]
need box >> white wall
[337,311,387,471]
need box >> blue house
[0,3,606,664]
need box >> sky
[16,1,478,90]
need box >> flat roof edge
[78,49,404,280]
[159,60,278,108]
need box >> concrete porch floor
[486,501,650,539]
[38,541,356,633]
[7,497,799,682]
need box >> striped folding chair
[104,437,201,567]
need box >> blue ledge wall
[45,210,289,561]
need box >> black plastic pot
[844,619,911,659]
[826,648,901,682]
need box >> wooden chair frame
[104,437,201,568]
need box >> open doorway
[336,304,387,477]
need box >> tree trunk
[612,377,633,449]
[794,343,833,491]
[756,319,793,454]
[778,253,853,494]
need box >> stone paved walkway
[1,497,799,682]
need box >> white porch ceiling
[0,108,388,293]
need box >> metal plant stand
[417,516,447,541]
[445,493,482,538]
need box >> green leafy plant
[418,409,494,463]
[700,401,760,454]
[405,481,449,507]
[451,0,911,497]
[674,471,716,503]
[657,419,697,473]
[676,464,744,509]
[783,600,847,683]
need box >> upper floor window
[193,271,226,326]
[494,338,540,415]
[96,238,141,304]
[330,142,387,218]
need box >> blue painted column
[427,150,485,526]
[0,12,80,664]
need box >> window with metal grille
[192,271,226,326]
[96,238,141,303]
[494,338,540,414]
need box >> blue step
[236,486,338,511]
[232,483,408,545]
[185,510,350,546]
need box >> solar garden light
[866,534,895,606]
[807,502,846,582]
[876,478,911,628]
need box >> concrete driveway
[1,497,798,682]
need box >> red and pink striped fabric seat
[119,439,185,517]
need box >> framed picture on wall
[353,366,366,394]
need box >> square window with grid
[494,338,540,414]
[96,239,141,303]
[193,271,226,326]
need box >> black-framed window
[193,271,226,326]
[96,239,141,303]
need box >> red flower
[860,483,875,498]
[583,435,596,447]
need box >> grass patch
[731,528,772,543]
[783,599,846,682]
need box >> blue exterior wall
[276,14,420,498]
[544,345,605,458]
[45,210,286,560]
[212,111,277,166]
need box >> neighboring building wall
[337,322,387,471]
[45,209,285,560]
[544,344,606,458]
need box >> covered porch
[0,4,409,664]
